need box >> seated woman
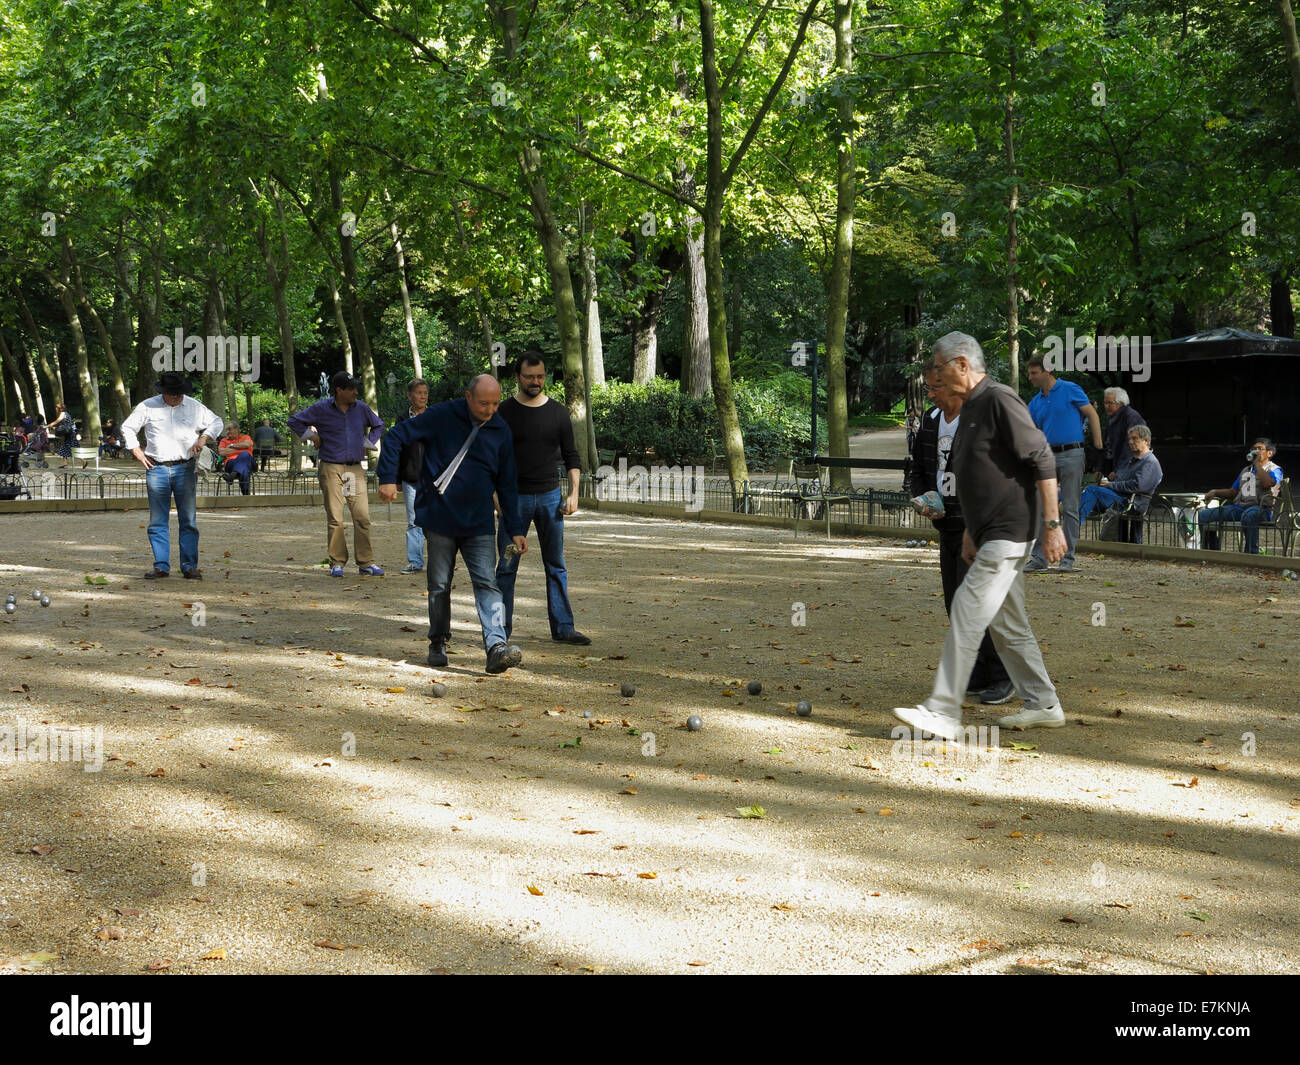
[1079,425,1163,542]
[217,421,256,495]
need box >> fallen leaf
[385,687,406,694]
[620,787,638,795]
[687,959,708,967]
[145,958,173,971]
[960,939,1004,952]
[878,807,894,816]
[200,948,226,960]
[736,805,767,819]
[1008,830,1025,838]
[314,939,345,950]
[96,926,126,941]
[526,884,544,896]
[637,872,658,880]
[30,843,53,856]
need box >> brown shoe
[182,569,203,580]
[143,568,169,579]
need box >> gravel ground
[1,503,1297,974]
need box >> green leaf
[1186,911,1209,922]
[559,736,582,749]
[736,805,767,819]
[763,747,783,755]
[1009,741,1038,751]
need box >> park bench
[1200,477,1297,554]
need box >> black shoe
[486,643,522,674]
[182,569,202,580]
[979,680,1017,705]
[427,643,448,668]
[143,568,169,579]
[552,630,591,646]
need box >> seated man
[252,417,285,471]
[99,418,122,458]
[217,421,255,495]
[1079,424,1163,540]
[1198,438,1283,554]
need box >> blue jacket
[376,398,525,539]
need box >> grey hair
[1128,424,1151,443]
[931,331,986,373]
[1104,386,1130,405]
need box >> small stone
[620,683,635,698]
[582,711,591,718]
[430,682,447,697]
[796,700,812,717]
[686,715,703,731]
[747,680,762,696]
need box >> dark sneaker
[486,643,522,674]
[979,679,1017,705]
[427,643,448,668]
[552,630,591,646]
[143,568,169,579]
[182,569,202,580]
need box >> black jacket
[908,405,966,533]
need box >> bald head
[465,374,503,422]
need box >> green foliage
[591,377,826,467]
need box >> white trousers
[924,539,1059,717]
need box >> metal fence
[7,468,381,502]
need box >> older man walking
[378,375,529,675]
[120,370,224,579]
[289,371,386,577]
[893,332,1067,740]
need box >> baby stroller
[21,422,50,469]
[1,445,32,500]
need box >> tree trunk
[1279,0,1300,116]
[631,254,674,386]
[385,188,422,378]
[326,271,355,374]
[578,205,605,387]
[681,194,712,399]
[49,243,102,443]
[17,289,63,409]
[1270,271,1295,338]
[257,186,301,469]
[68,237,130,425]
[497,3,591,471]
[0,331,37,418]
[202,277,226,423]
[331,170,378,407]
[22,341,48,421]
[1003,13,1020,386]
[824,0,855,490]
[699,0,748,492]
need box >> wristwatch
[1045,519,1062,530]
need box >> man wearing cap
[288,371,387,577]
[377,375,529,675]
[120,371,224,579]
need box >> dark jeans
[1199,504,1272,554]
[223,452,253,494]
[426,531,506,651]
[146,460,199,573]
[495,486,576,639]
[938,524,1009,690]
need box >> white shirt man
[121,372,223,579]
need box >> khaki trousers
[318,462,373,566]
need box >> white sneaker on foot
[997,704,1065,729]
[892,704,963,741]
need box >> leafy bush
[591,377,826,467]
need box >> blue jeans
[401,482,425,568]
[146,460,199,573]
[1199,504,1271,554]
[1031,445,1085,568]
[496,487,575,638]
[1079,485,1122,524]
[426,532,506,651]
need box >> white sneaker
[997,704,1065,729]
[892,704,963,741]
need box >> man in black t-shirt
[495,350,589,645]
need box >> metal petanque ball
[31,589,42,600]
[747,680,762,696]
[686,715,703,731]
[4,602,14,615]
[431,682,447,698]
[796,700,813,717]
[620,682,635,698]
[40,595,51,607]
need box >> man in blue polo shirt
[1024,354,1103,573]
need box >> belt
[1050,442,1084,453]
[324,461,362,467]
[149,457,193,466]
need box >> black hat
[155,371,190,396]
[330,371,362,392]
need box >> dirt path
[1,505,1297,973]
